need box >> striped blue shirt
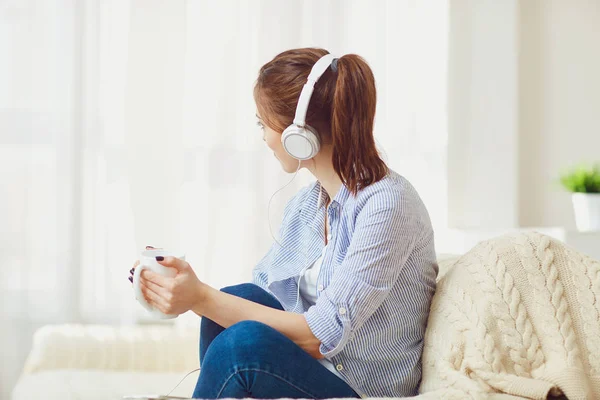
[252,170,438,397]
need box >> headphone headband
[292,54,336,127]
[281,53,337,160]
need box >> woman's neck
[305,145,343,201]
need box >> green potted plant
[560,164,600,231]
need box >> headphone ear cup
[281,124,320,160]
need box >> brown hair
[254,47,388,195]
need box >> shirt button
[336,363,344,371]
[339,307,347,315]
[318,284,324,291]
[331,203,338,209]
[327,233,332,241]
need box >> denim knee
[220,283,265,299]
[220,283,283,309]
[200,285,279,333]
[208,320,278,356]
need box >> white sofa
[11,323,201,400]
[12,256,460,400]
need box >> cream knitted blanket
[414,232,600,400]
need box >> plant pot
[572,193,600,232]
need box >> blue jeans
[192,283,360,399]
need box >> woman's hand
[129,247,205,316]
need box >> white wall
[447,0,600,232]
[519,0,600,229]
[448,0,520,229]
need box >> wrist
[193,281,210,317]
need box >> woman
[129,48,438,399]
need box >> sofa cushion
[21,324,198,374]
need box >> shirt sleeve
[303,191,420,358]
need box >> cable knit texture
[417,232,600,400]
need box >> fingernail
[155,256,164,261]
[146,245,154,249]
[128,276,133,283]
[130,268,134,274]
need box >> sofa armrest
[22,324,199,375]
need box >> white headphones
[281,54,337,160]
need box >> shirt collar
[316,181,351,210]
[300,180,351,228]
[331,183,351,208]
[317,183,328,209]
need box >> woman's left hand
[131,255,205,316]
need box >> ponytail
[331,54,388,195]
[254,48,388,195]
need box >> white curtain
[0,0,447,397]
[1,1,82,397]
